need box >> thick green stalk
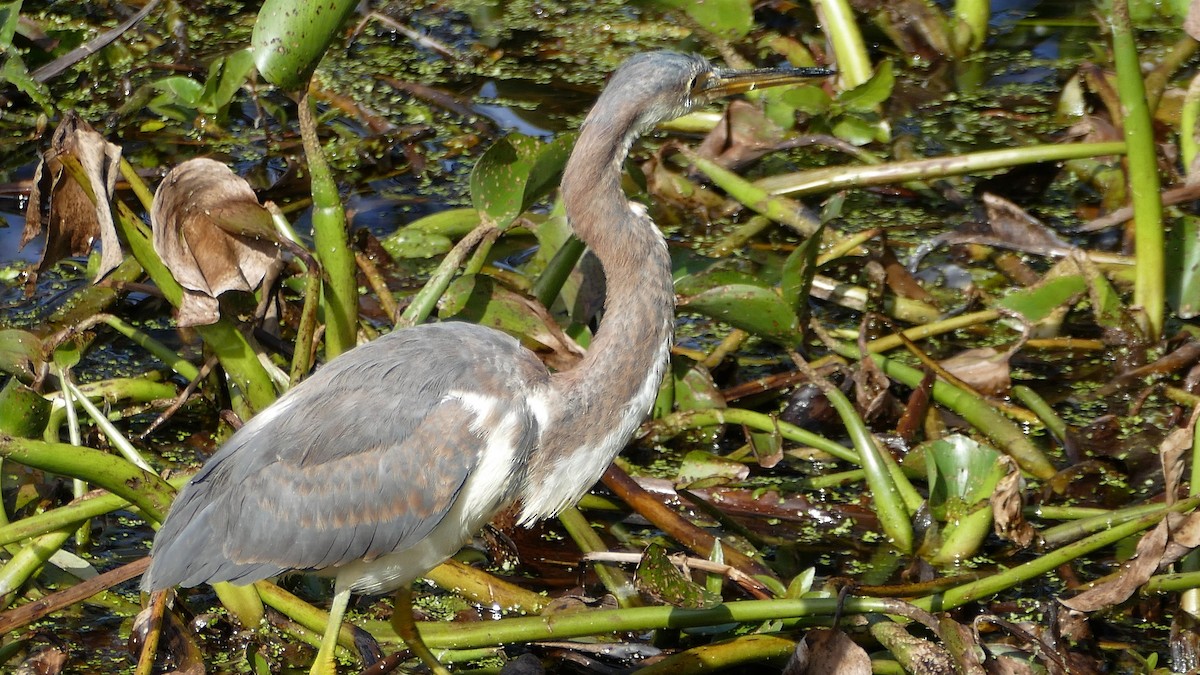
[756,142,1126,197]
[0,435,174,523]
[397,225,498,329]
[558,506,641,608]
[913,496,1200,612]
[792,354,914,552]
[640,408,859,464]
[811,0,872,88]
[371,597,897,650]
[298,92,357,358]
[833,343,1057,479]
[954,0,989,54]
[99,316,200,380]
[1110,0,1164,339]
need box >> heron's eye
[690,72,711,94]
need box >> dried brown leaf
[150,158,280,326]
[991,456,1038,548]
[697,99,786,168]
[785,628,872,675]
[1061,518,1168,611]
[21,112,122,286]
[939,347,1012,397]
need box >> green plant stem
[811,0,872,88]
[298,91,357,358]
[0,528,72,605]
[558,506,641,608]
[397,224,498,329]
[755,142,1126,198]
[1181,73,1200,171]
[98,316,200,380]
[1011,384,1067,442]
[913,496,1200,612]
[684,151,822,237]
[424,559,547,613]
[0,475,192,547]
[954,0,989,54]
[0,435,173,524]
[532,236,585,309]
[790,353,914,552]
[636,634,797,674]
[367,596,897,650]
[640,408,858,464]
[834,343,1057,479]
[1110,0,1164,339]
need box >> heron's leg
[309,585,352,675]
[391,583,451,675]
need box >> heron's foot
[392,586,451,675]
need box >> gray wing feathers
[144,322,548,592]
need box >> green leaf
[0,1,21,48]
[924,435,1003,519]
[0,329,42,381]
[635,543,723,609]
[653,0,753,40]
[0,379,50,438]
[679,284,801,346]
[380,228,452,259]
[780,84,833,116]
[197,48,255,115]
[470,133,572,229]
[838,60,894,113]
[674,268,772,296]
[251,0,358,90]
[1,53,52,113]
[1167,213,1200,318]
[677,450,748,489]
[780,222,825,323]
[831,114,881,146]
[996,274,1086,324]
[148,76,204,120]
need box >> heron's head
[598,51,832,135]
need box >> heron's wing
[144,323,548,590]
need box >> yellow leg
[310,586,352,675]
[391,584,451,675]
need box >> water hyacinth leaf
[995,273,1086,324]
[0,379,51,438]
[150,158,281,326]
[197,48,255,115]
[0,330,42,380]
[147,76,204,121]
[779,84,833,116]
[380,228,453,259]
[924,434,1004,520]
[781,223,826,323]
[672,360,725,412]
[470,133,572,229]
[837,60,894,113]
[652,0,752,40]
[438,274,583,368]
[251,0,358,91]
[1166,213,1200,318]
[0,1,19,47]
[676,450,749,489]
[674,267,774,296]
[679,284,801,346]
[21,112,122,284]
[634,543,722,609]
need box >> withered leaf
[697,99,786,169]
[1061,518,1168,612]
[150,158,280,326]
[21,111,122,286]
[785,628,872,675]
[991,456,1038,548]
[939,346,1014,397]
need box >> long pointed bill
[701,65,834,100]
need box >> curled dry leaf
[151,158,281,326]
[1061,517,1169,612]
[991,456,1038,548]
[784,628,872,675]
[939,346,1014,397]
[21,111,123,288]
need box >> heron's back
[143,322,550,593]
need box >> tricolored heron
[142,51,829,674]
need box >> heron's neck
[517,109,675,522]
